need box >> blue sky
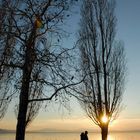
[116,0,140,119]
[1,0,140,132]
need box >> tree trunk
[15,88,28,140]
[15,68,31,140]
[15,45,35,140]
[101,125,108,140]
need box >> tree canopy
[77,0,126,140]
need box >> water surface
[0,131,140,140]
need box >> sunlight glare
[102,115,108,123]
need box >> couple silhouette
[80,131,88,140]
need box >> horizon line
[1,129,140,134]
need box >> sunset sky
[1,0,140,132]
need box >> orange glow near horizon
[1,116,140,132]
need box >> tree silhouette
[0,0,80,140]
[77,0,126,140]
[0,0,16,119]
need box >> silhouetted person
[84,131,88,140]
[80,132,85,140]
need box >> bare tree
[0,0,16,119]
[77,0,126,140]
[14,72,43,128]
[0,1,80,140]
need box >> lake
[0,131,140,140]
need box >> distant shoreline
[0,129,140,134]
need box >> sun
[101,115,108,123]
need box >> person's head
[81,132,84,136]
[85,131,88,135]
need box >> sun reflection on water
[107,135,113,140]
